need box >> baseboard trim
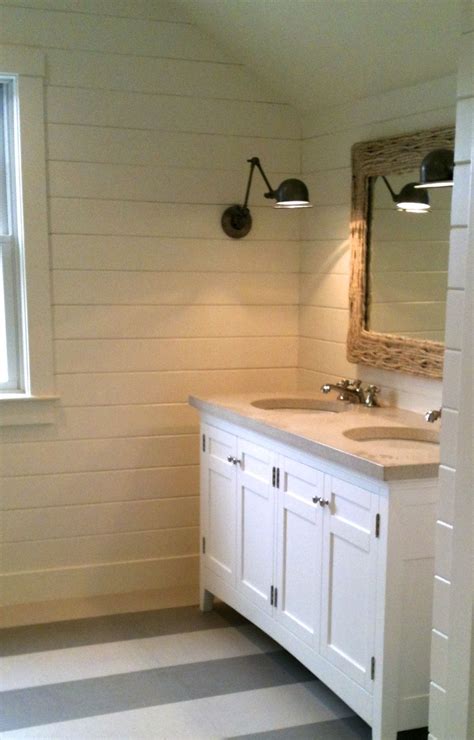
[0,585,199,628]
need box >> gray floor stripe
[0,650,316,731]
[0,602,245,657]
[230,719,431,740]
[228,716,371,739]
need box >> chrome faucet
[425,408,442,423]
[321,379,380,407]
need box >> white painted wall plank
[45,48,273,102]
[1,527,199,572]
[302,76,456,138]
[48,161,299,207]
[2,466,199,509]
[46,86,298,138]
[54,368,297,407]
[370,241,450,273]
[54,304,298,338]
[1,404,198,443]
[368,303,446,334]
[299,240,351,275]
[0,5,230,60]
[52,271,298,306]
[2,435,199,476]
[1,555,199,605]
[3,498,200,542]
[51,235,299,273]
[49,199,300,240]
[302,109,455,174]
[299,337,354,377]
[54,336,298,373]
[0,0,182,21]
[47,124,300,171]
[300,273,349,309]
[299,306,349,343]
[301,205,350,240]
[369,273,448,304]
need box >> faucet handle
[425,408,442,423]
[336,378,351,388]
[364,384,380,407]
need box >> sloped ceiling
[177,0,461,112]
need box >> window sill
[0,395,59,427]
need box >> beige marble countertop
[189,391,440,481]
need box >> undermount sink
[251,398,344,414]
[343,426,439,445]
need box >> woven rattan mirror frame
[347,126,455,379]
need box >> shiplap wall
[0,0,301,623]
[299,76,457,412]
[429,6,474,738]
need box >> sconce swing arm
[221,156,311,239]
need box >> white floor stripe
[199,681,354,737]
[1,684,355,739]
[1,626,277,691]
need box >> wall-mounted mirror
[347,126,454,378]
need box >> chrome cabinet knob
[313,496,330,507]
[227,456,241,465]
[312,496,321,504]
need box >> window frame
[0,46,57,426]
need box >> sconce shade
[415,148,454,188]
[381,176,430,213]
[396,182,430,213]
[273,178,312,208]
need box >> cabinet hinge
[202,537,206,554]
[276,468,280,488]
[272,467,276,487]
[375,513,380,538]
[274,587,278,608]
[202,434,206,452]
[270,585,274,605]
[371,656,376,680]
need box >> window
[1,76,25,393]
[0,47,56,426]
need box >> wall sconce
[221,156,312,239]
[382,176,430,213]
[414,149,454,189]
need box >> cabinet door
[201,424,237,585]
[235,438,276,614]
[320,476,378,692]
[275,456,324,645]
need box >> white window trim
[0,45,57,426]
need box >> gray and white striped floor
[0,604,424,738]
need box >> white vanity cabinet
[199,416,438,740]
